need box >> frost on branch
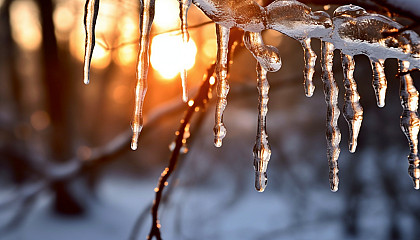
[83,0,420,191]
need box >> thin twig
[147,64,216,240]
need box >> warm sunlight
[9,0,42,51]
[70,26,111,69]
[114,16,138,66]
[153,0,180,32]
[150,33,197,80]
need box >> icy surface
[330,5,420,69]
[266,1,332,40]
[242,30,281,191]
[83,0,99,84]
[131,0,155,150]
[399,60,420,189]
[253,63,271,192]
[301,38,316,97]
[341,54,363,153]
[321,41,341,192]
[179,0,192,102]
[213,24,230,148]
[243,31,282,72]
[370,58,387,107]
[193,0,265,32]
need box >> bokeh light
[53,4,75,41]
[30,111,51,131]
[9,0,42,51]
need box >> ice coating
[301,38,316,97]
[253,63,271,192]
[331,5,420,69]
[370,58,387,107]
[321,41,341,192]
[243,31,282,72]
[266,1,332,40]
[179,0,192,102]
[193,0,265,32]
[83,0,100,84]
[131,0,155,150]
[341,54,363,153]
[213,24,230,147]
[399,60,420,190]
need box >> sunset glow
[150,34,197,80]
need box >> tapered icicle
[213,25,230,148]
[83,0,100,84]
[399,60,420,190]
[301,38,317,97]
[321,41,341,192]
[370,58,387,107]
[341,54,363,153]
[254,62,271,192]
[131,0,155,150]
[179,0,191,102]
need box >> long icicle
[83,0,100,84]
[341,54,363,153]
[301,38,316,97]
[213,24,230,147]
[399,60,420,189]
[370,58,387,107]
[254,62,271,192]
[131,0,155,150]
[321,41,341,192]
[179,0,191,102]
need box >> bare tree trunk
[35,0,83,215]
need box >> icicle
[341,54,363,153]
[179,0,191,102]
[83,0,100,84]
[301,38,317,97]
[370,58,387,107]
[242,31,280,191]
[321,41,341,192]
[243,31,281,73]
[253,62,271,192]
[213,25,230,148]
[399,60,420,189]
[131,0,155,150]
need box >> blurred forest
[1,0,420,239]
